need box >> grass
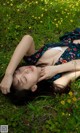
[0,0,80,132]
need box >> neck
[37,66,42,81]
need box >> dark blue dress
[23,28,80,83]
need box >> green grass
[0,0,80,132]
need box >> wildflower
[65,9,67,11]
[76,3,78,6]
[70,20,73,23]
[55,10,58,12]
[54,19,57,21]
[35,17,37,19]
[17,9,20,12]
[40,21,43,23]
[41,14,43,17]
[3,3,6,5]
[29,26,31,29]
[38,17,40,19]
[35,1,38,4]
[56,24,58,27]
[67,13,70,15]
[69,91,73,97]
[62,112,65,115]
[50,2,53,5]
[7,1,9,4]
[68,113,71,116]
[67,99,71,103]
[45,9,47,11]
[72,97,77,102]
[10,3,13,6]
[32,15,34,18]
[42,8,44,10]
[61,100,65,105]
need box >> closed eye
[19,76,27,85]
[23,76,27,82]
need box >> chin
[31,65,37,72]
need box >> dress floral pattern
[23,28,80,83]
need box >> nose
[23,69,29,74]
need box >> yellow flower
[10,3,13,6]
[70,20,73,23]
[55,10,58,12]
[40,21,43,23]
[50,2,53,5]
[65,9,67,11]
[69,91,73,97]
[29,26,31,29]
[7,1,9,4]
[32,15,34,18]
[76,3,78,6]
[35,1,38,4]
[42,8,44,10]
[35,17,37,19]
[72,97,77,102]
[62,112,65,115]
[67,13,70,15]
[45,9,47,11]
[38,17,41,19]
[67,99,71,103]
[56,24,58,27]
[17,9,20,12]
[54,19,57,21]
[61,100,65,105]
[41,14,43,17]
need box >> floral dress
[23,28,80,83]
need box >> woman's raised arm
[0,35,35,94]
[39,59,80,81]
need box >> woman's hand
[38,66,57,82]
[0,74,13,94]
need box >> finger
[7,88,10,93]
[1,89,7,94]
[38,76,45,82]
[40,72,44,77]
[40,70,45,76]
[41,67,45,72]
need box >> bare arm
[39,59,80,81]
[55,59,80,73]
[73,39,80,44]
[5,35,35,75]
[0,35,35,94]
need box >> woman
[0,28,80,104]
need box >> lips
[26,66,34,71]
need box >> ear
[31,85,37,92]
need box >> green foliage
[0,0,80,132]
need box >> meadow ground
[0,0,80,132]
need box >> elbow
[22,35,33,43]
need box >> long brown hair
[6,80,55,105]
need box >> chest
[36,47,68,66]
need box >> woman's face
[13,66,40,91]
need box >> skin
[13,66,41,92]
[0,35,80,94]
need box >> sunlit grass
[0,0,80,132]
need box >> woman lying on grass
[0,28,80,105]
